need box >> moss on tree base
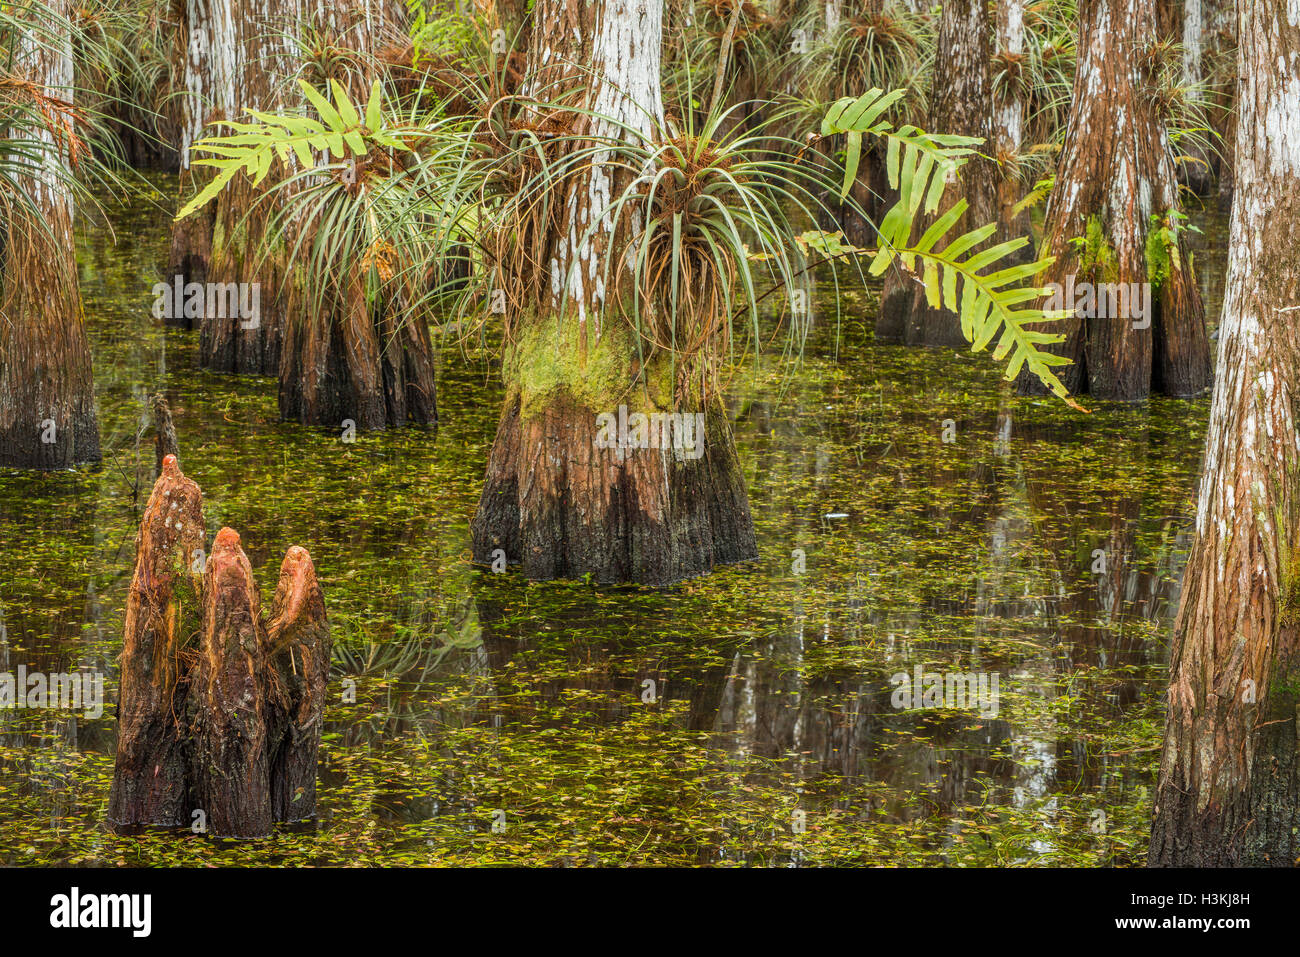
[472,317,757,586]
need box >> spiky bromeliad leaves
[823,87,1082,409]
[176,78,1079,411]
[176,77,444,429]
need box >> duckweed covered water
[0,179,1225,866]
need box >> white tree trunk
[180,0,237,171]
[1150,0,1300,866]
[544,0,664,345]
[993,0,1024,161]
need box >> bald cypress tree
[0,0,100,469]
[1150,0,1300,865]
[470,0,757,584]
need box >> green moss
[506,314,675,419]
[1144,210,1194,292]
[1071,211,1194,293]
[1072,215,1120,284]
[1275,498,1300,629]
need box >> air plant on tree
[782,0,934,244]
[0,0,124,469]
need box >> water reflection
[0,178,1225,865]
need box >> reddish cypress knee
[108,454,204,830]
[266,545,330,823]
[193,527,273,838]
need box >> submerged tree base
[1150,653,1300,866]
[471,319,757,586]
[106,454,203,829]
[279,268,437,431]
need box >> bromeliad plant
[662,0,783,132]
[0,1,122,247]
[587,103,855,403]
[177,79,410,220]
[175,73,1078,411]
[785,0,934,129]
[176,75,450,427]
[175,74,464,324]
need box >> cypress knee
[266,546,330,822]
[151,394,179,474]
[193,527,273,838]
[108,454,204,830]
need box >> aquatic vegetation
[0,183,1221,866]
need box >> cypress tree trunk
[266,545,330,822]
[1018,0,1211,401]
[166,0,236,326]
[278,0,437,430]
[278,251,438,429]
[1178,0,1214,194]
[193,527,274,838]
[878,0,998,348]
[1207,0,1236,197]
[199,0,301,374]
[469,0,758,585]
[0,0,101,469]
[1149,0,1300,866]
[992,0,1032,248]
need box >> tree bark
[166,0,236,329]
[469,0,758,585]
[192,527,275,838]
[1149,0,1300,866]
[878,0,999,347]
[109,462,330,836]
[1018,0,1211,401]
[152,393,180,474]
[0,0,101,469]
[278,252,438,430]
[1208,0,1236,197]
[992,0,1033,248]
[107,455,204,829]
[199,0,301,374]
[266,545,330,822]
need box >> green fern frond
[1011,176,1054,216]
[176,79,408,220]
[823,88,1083,409]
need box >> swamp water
[0,180,1228,866]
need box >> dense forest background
[0,0,1296,867]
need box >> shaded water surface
[0,180,1226,865]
